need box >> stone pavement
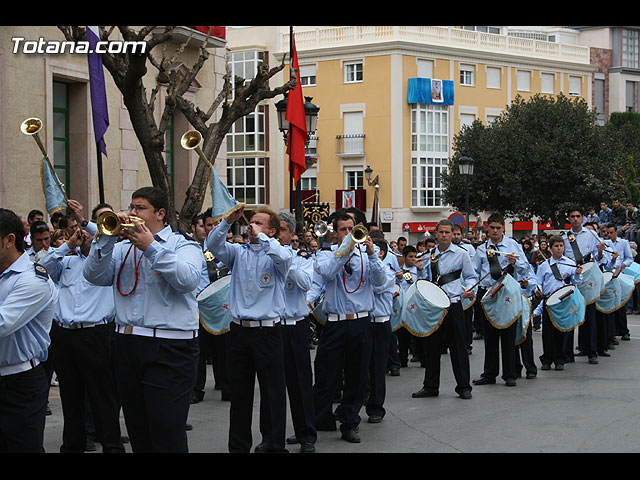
[44,315,640,453]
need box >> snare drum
[481,274,523,329]
[390,284,404,332]
[577,261,605,305]
[596,271,621,314]
[545,284,585,332]
[401,279,450,337]
[196,275,233,335]
[624,262,640,284]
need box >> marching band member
[516,264,539,379]
[412,219,477,400]
[563,206,608,365]
[277,210,316,454]
[472,213,530,388]
[0,208,58,452]
[452,224,476,353]
[83,187,203,453]
[312,210,387,444]
[535,235,583,371]
[366,239,396,422]
[206,205,292,453]
[603,223,633,343]
[39,206,125,454]
[396,245,427,366]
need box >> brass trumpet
[313,220,334,238]
[96,211,145,237]
[180,130,212,168]
[21,117,69,202]
[334,225,369,258]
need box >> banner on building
[407,78,454,105]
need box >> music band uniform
[39,226,124,453]
[83,224,203,453]
[472,234,529,385]
[312,233,387,442]
[419,242,477,398]
[206,216,293,453]
[0,210,58,452]
[604,232,633,342]
[516,264,539,379]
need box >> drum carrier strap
[430,248,462,287]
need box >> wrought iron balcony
[336,134,365,157]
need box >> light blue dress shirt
[562,227,608,266]
[206,219,293,321]
[518,263,539,298]
[371,252,397,318]
[535,256,582,297]
[0,252,58,367]
[604,236,633,271]
[473,236,530,289]
[283,246,314,320]
[39,242,115,326]
[83,226,203,331]
[425,244,478,302]
[313,242,387,316]
[395,264,428,291]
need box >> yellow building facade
[228,26,594,242]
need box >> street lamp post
[275,95,320,232]
[458,156,475,236]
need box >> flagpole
[96,142,105,203]
[289,26,294,216]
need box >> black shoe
[540,363,551,370]
[368,415,383,424]
[286,435,299,445]
[588,356,599,364]
[190,391,204,404]
[575,350,587,356]
[299,442,315,453]
[505,378,517,387]
[598,350,611,357]
[254,442,288,453]
[85,439,96,452]
[186,423,193,431]
[526,372,537,379]
[611,339,620,345]
[555,363,565,371]
[412,387,438,398]
[340,426,361,444]
[472,376,496,386]
[473,333,483,340]
[621,334,631,341]
[389,368,400,376]
[608,344,616,350]
[458,390,472,399]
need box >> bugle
[313,220,334,238]
[96,211,145,237]
[21,117,68,202]
[334,225,369,258]
[181,130,212,168]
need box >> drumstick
[488,250,520,258]
[466,271,492,292]
[586,227,616,255]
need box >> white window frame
[344,60,363,83]
[411,103,449,208]
[227,50,266,99]
[226,157,267,206]
[300,64,316,87]
[344,167,363,190]
[486,66,501,89]
[226,105,266,153]
[460,64,475,86]
[622,28,639,69]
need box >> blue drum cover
[481,274,523,329]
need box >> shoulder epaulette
[34,263,49,280]
[177,230,197,242]
[297,249,311,259]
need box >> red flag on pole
[286,35,307,185]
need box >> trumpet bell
[21,117,43,136]
[313,221,333,238]
[181,130,202,150]
[351,225,369,243]
[96,211,145,236]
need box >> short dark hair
[0,208,26,253]
[132,187,168,220]
[436,219,454,231]
[344,207,367,226]
[51,211,64,225]
[30,220,50,237]
[374,239,388,256]
[606,222,617,231]
[548,235,564,247]
[403,245,417,256]
[27,209,44,222]
[568,205,584,217]
[91,202,113,222]
[486,213,505,225]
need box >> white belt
[0,358,39,377]
[371,316,390,323]
[233,317,280,328]
[282,317,304,325]
[115,324,198,339]
[57,318,110,329]
[327,312,369,322]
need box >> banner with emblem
[303,202,330,234]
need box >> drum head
[602,271,613,284]
[416,280,450,308]
[547,285,576,306]
[197,275,232,302]
[581,261,596,273]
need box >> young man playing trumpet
[83,187,204,453]
[312,210,387,444]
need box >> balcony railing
[336,134,365,156]
[283,26,590,65]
